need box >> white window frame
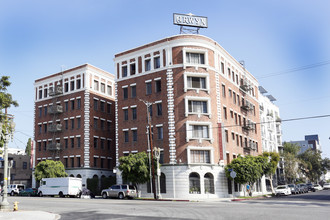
[184,96,211,118]
[186,121,213,143]
[182,48,208,70]
[187,146,214,164]
[183,72,210,93]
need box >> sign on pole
[230,171,237,179]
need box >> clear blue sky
[1,0,330,157]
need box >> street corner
[0,210,60,220]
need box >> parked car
[275,185,291,196]
[101,184,137,199]
[297,184,308,193]
[288,184,299,194]
[313,184,323,191]
[306,183,314,192]
[323,183,330,190]
[8,184,25,196]
[18,188,38,197]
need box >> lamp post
[153,147,161,199]
[0,119,15,211]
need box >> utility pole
[140,99,157,199]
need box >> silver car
[101,184,137,199]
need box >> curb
[231,196,266,202]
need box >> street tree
[0,76,18,156]
[25,138,32,156]
[298,149,324,182]
[225,155,264,196]
[282,142,301,183]
[262,152,280,193]
[34,160,68,182]
[118,152,150,196]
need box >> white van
[38,177,82,197]
[8,184,25,196]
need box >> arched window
[160,173,166,193]
[77,174,82,178]
[204,173,214,194]
[93,174,98,179]
[70,174,74,177]
[189,172,200,194]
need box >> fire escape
[240,78,256,153]
[47,83,63,159]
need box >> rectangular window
[77,157,81,167]
[107,85,112,96]
[65,120,68,130]
[107,103,111,114]
[101,120,105,130]
[77,79,81,89]
[232,132,235,141]
[132,108,137,120]
[157,127,163,140]
[191,150,210,163]
[232,71,235,82]
[157,103,162,116]
[77,118,81,129]
[64,82,69,92]
[132,130,138,142]
[71,138,74,148]
[77,137,81,148]
[94,99,98,110]
[124,131,129,142]
[222,85,226,97]
[43,142,47,151]
[107,140,111,150]
[101,83,105,93]
[188,100,207,114]
[65,101,68,112]
[64,158,68,168]
[233,91,236,104]
[187,76,206,89]
[146,82,152,95]
[71,119,74,130]
[94,118,98,129]
[186,52,205,64]
[221,62,224,74]
[223,106,227,119]
[44,124,47,133]
[130,63,136,75]
[237,94,240,106]
[70,81,75,91]
[228,68,231,78]
[38,125,42,134]
[71,100,74,110]
[39,90,42,99]
[225,130,228,143]
[124,109,128,120]
[94,80,99,91]
[65,139,68,148]
[122,66,128,77]
[107,121,111,131]
[23,162,27,169]
[145,59,151,71]
[100,102,105,112]
[190,125,209,138]
[44,88,48,98]
[39,107,42,117]
[155,80,161,92]
[94,157,98,167]
[44,106,47,116]
[229,89,232,97]
[38,142,41,151]
[101,158,104,168]
[236,134,239,146]
[94,137,98,148]
[101,139,105,149]
[154,57,160,69]
[131,85,136,98]
[77,99,81,109]
[123,88,128,99]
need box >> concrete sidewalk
[0,210,60,220]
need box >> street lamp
[0,119,15,211]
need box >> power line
[257,59,330,79]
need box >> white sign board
[173,13,208,28]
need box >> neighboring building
[258,86,284,187]
[33,64,116,187]
[114,34,263,199]
[0,153,32,188]
[7,148,26,155]
[289,135,321,154]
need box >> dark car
[306,183,314,192]
[288,184,299,194]
[18,188,38,197]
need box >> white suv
[8,184,25,196]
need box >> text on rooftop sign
[173,13,208,28]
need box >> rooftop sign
[173,13,208,28]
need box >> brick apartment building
[33,64,115,187]
[114,34,263,199]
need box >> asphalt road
[5,190,330,220]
